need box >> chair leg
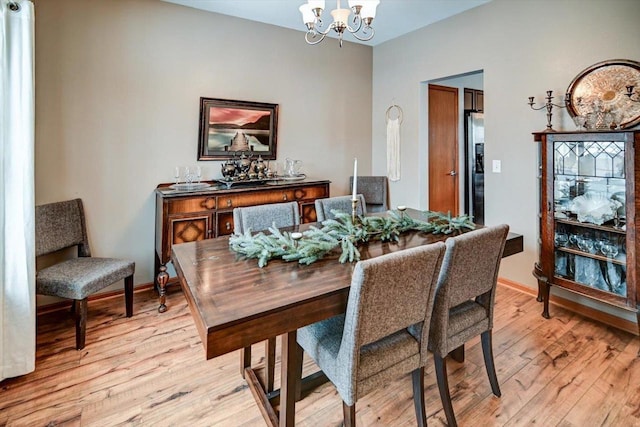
[265,337,276,393]
[124,275,134,318]
[343,401,356,427]
[449,345,465,363]
[434,354,457,427]
[75,298,88,350]
[411,367,427,427]
[481,330,501,397]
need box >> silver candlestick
[351,198,359,223]
[626,85,640,103]
[528,90,571,132]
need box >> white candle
[352,158,358,200]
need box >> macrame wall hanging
[385,103,403,181]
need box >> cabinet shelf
[556,246,626,266]
[554,217,626,235]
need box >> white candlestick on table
[352,158,358,200]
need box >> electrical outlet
[492,160,501,173]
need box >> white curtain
[0,0,35,381]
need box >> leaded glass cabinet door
[553,137,627,297]
[535,130,639,326]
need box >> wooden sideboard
[154,179,330,312]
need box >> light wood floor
[1,284,639,426]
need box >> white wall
[34,0,373,295]
[372,0,640,320]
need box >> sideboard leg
[157,265,169,313]
[154,254,161,293]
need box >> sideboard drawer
[292,185,329,201]
[218,190,295,209]
[168,196,216,214]
[216,211,235,236]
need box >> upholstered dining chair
[233,201,300,235]
[349,176,389,213]
[426,224,509,427]
[297,243,446,427]
[232,201,301,392]
[314,194,367,222]
[35,199,135,350]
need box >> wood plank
[3,283,640,426]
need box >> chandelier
[299,0,380,47]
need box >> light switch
[492,160,501,173]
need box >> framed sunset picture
[197,97,279,160]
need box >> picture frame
[197,97,279,160]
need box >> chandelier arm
[349,26,375,41]
[314,18,335,35]
[314,21,335,36]
[305,31,327,45]
[346,15,363,34]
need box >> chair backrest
[337,242,445,395]
[430,224,509,344]
[35,198,91,257]
[349,176,388,213]
[233,201,301,235]
[314,194,367,222]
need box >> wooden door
[428,84,459,215]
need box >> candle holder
[625,85,640,103]
[290,232,303,248]
[351,198,359,223]
[528,90,570,132]
[397,205,407,218]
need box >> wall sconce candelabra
[528,90,570,132]
[626,85,640,103]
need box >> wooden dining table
[171,209,523,427]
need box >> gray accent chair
[349,176,389,213]
[314,194,367,222]
[425,224,509,427]
[35,199,135,350]
[232,201,301,393]
[233,201,300,235]
[297,243,446,426]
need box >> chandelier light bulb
[361,0,379,19]
[299,4,315,26]
[331,7,351,25]
[308,0,325,9]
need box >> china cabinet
[154,179,330,312]
[533,130,640,335]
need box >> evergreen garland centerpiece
[228,208,475,268]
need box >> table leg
[280,330,298,427]
[266,338,276,393]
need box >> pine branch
[228,208,475,267]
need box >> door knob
[449,170,457,176]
